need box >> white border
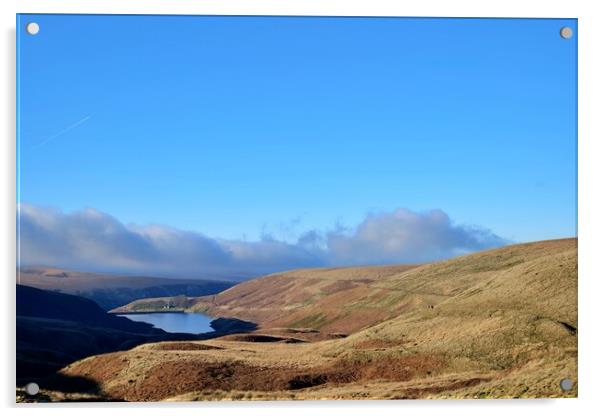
[2,1,601,415]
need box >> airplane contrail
[33,115,92,148]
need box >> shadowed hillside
[16,286,260,387]
[16,285,200,384]
[17,285,161,334]
[52,238,577,401]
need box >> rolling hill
[111,263,420,334]
[39,238,577,400]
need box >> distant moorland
[18,267,234,310]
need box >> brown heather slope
[113,264,419,334]
[51,238,577,401]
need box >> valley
[18,238,577,401]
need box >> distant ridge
[18,267,234,310]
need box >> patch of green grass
[287,313,329,329]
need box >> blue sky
[17,15,577,278]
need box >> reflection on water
[118,312,214,334]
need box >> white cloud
[326,208,507,265]
[18,204,507,280]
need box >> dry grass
[46,238,576,401]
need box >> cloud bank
[18,204,508,280]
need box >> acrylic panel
[16,14,577,402]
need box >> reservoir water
[118,312,214,334]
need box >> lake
[118,312,214,334]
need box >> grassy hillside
[116,238,576,336]
[19,267,234,310]
[114,264,418,332]
[47,238,577,401]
